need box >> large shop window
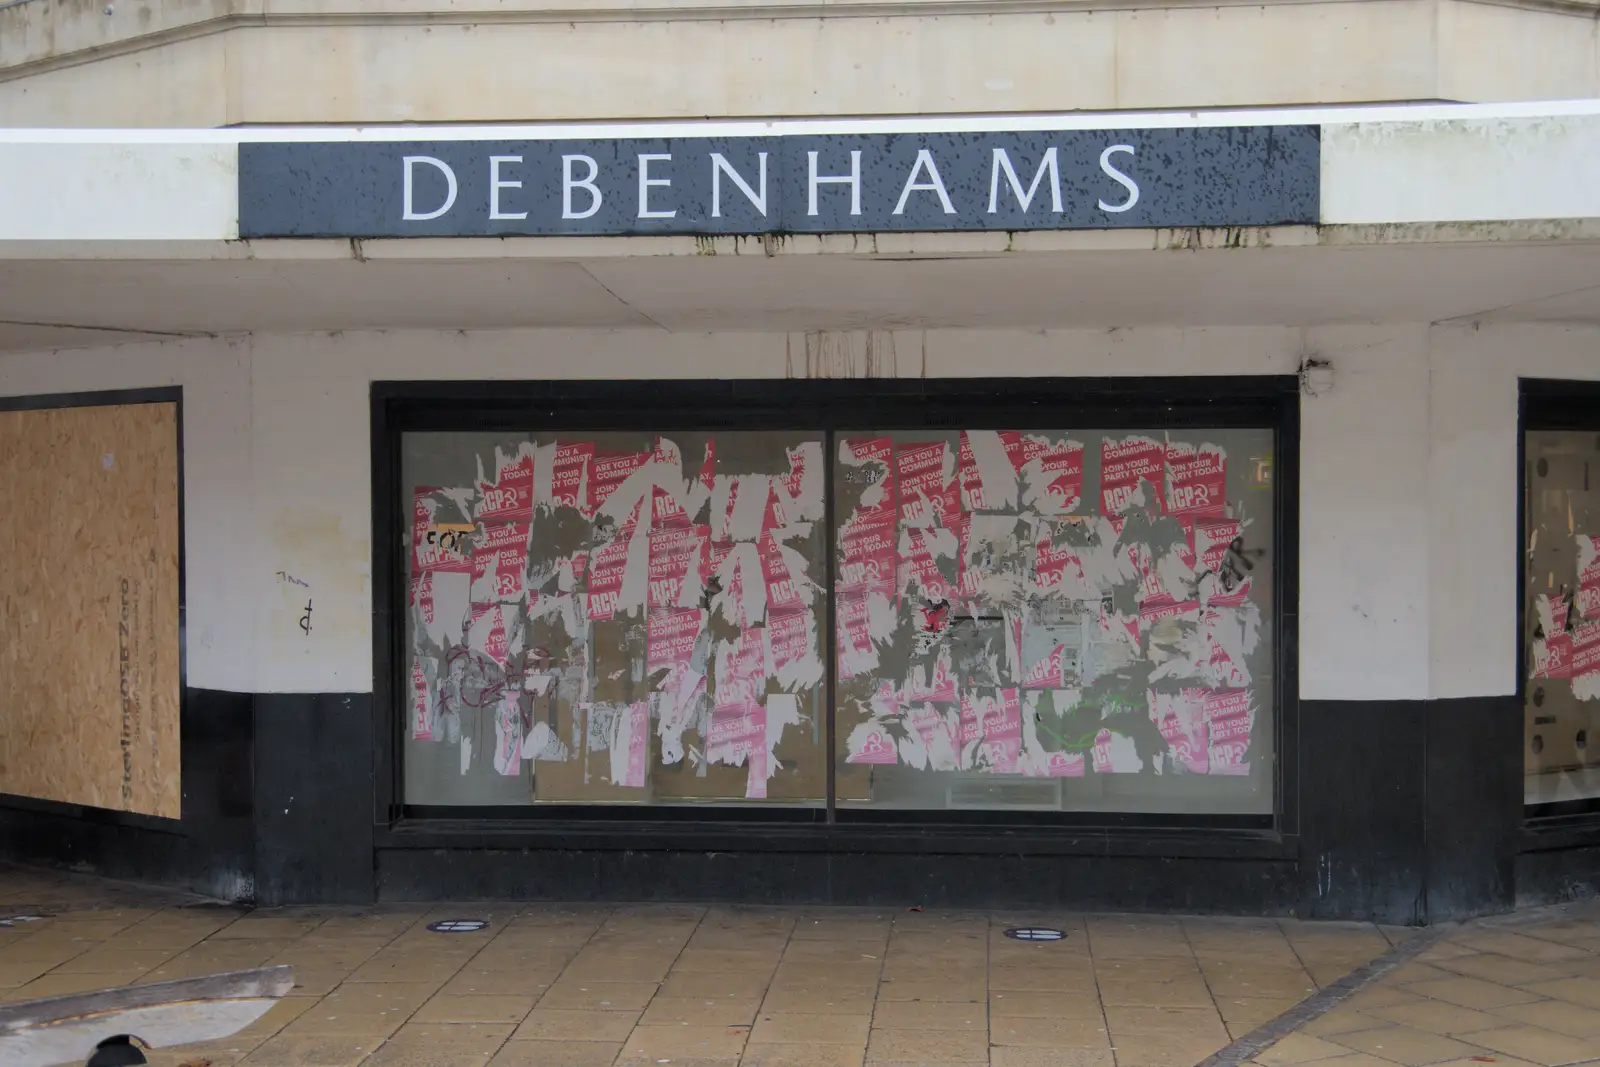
[396,391,1283,819]
[1525,427,1600,809]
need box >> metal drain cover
[427,919,488,933]
[1003,926,1066,942]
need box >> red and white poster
[842,437,896,519]
[410,661,433,741]
[1573,621,1600,679]
[411,569,434,615]
[765,606,813,678]
[649,524,707,609]
[846,722,899,765]
[550,442,594,512]
[898,526,958,602]
[1021,644,1069,690]
[471,520,530,602]
[1193,518,1243,574]
[587,449,650,525]
[469,602,510,666]
[1101,436,1166,516]
[905,651,958,704]
[707,703,765,765]
[615,701,650,789]
[958,430,1024,511]
[477,454,535,524]
[1033,530,1087,597]
[714,630,768,713]
[836,595,876,680]
[585,532,632,621]
[838,515,896,599]
[1205,688,1253,776]
[976,688,1022,773]
[1166,441,1227,520]
[1027,750,1087,778]
[1580,536,1600,620]
[761,534,808,614]
[412,488,474,575]
[1020,437,1085,515]
[1150,688,1208,774]
[897,442,960,525]
[648,607,703,677]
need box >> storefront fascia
[1,102,1599,920]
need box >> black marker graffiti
[300,600,313,635]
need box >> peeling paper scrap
[467,602,511,667]
[1580,536,1600,619]
[1091,728,1142,774]
[1101,436,1165,516]
[588,449,651,521]
[1150,687,1208,774]
[493,692,524,776]
[412,487,474,575]
[471,520,531,603]
[976,688,1022,773]
[766,607,823,690]
[648,607,703,677]
[648,524,708,609]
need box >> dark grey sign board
[238,126,1319,238]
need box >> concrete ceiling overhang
[2,225,1599,353]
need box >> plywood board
[0,401,181,818]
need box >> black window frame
[371,376,1301,856]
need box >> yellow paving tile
[1256,1033,1360,1065]
[513,1007,642,1041]
[992,1015,1115,1048]
[865,1027,989,1062]
[1493,997,1600,1038]
[1525,977,1600,1011]
[749,1011,873,1045]
[871,998,987,1030]
[413,992,539,1024]
[639,995,763,1026]
[485,1040,623,1067]
[537,979,660,1011]
[1403,976,1545,1010]
[1367,996,1509,1035]
[1329,1023,1488,1065]
[740,1042,868,1067]
[990,1049,1117,1067]
[621,1022,753,1060]
[1464,1024,1600,1066]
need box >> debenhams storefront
[1,104,1599,922]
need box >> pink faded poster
[493,692,522,775]
[469,602,510,666]
[842,437,897,519]
[1150,688,1208,774]
[1021,437,1085,514]
[958,430,1024,511]
[1165,441,1227,520]
[412,488,474,575]
[586,532,632,621]
[1101,436,1166,516]
[707,703,764,767]
[472,520,530,602]
[976,688,1022,773]
[838,514,896,599]
[649,524,707,609]
[1202,609,1251,688]
[550,442,595,511]
[1573,621,1600,679]
[411,569,434,616]
[477,454,535,525]
[846,723,899,765]
[766,606,812,677]
[587,449,651,521]
[714,630,768,712]
[410,661,433,741]
[1027,750,1087,778]
[648,607,702,677]
[836,595,875,680]
[1205,688,1253,775]
[897,442,960,525]
[761,534,807,614]
[907,702,960,761]
[617,701,650,788]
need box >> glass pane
[1524,430,1600,806]
[403,430,827,806]
[832,429,1276,813]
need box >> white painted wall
[0,320,1561,704]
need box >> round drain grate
[1003,926,1066,942]
[427,919,488,933]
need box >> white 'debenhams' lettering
[396,144,1142,224]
